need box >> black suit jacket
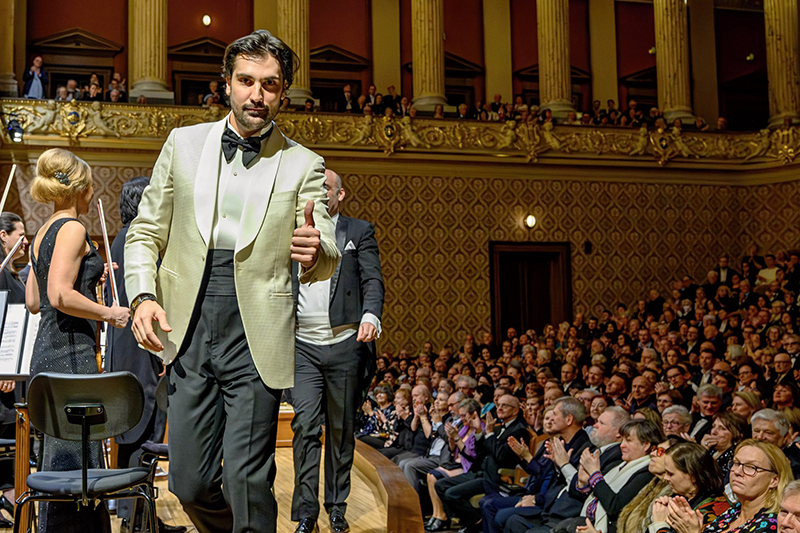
[293,215,384,392]
[105,224,163,444]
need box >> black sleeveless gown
[29,218,110,532]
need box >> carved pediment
[32,28,123,57]
[514,64,591,83]
[620,66,657,87]
[168,37,228,63]
[403,53,484,77]
[310,45,370,71]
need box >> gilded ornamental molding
[2,99,800,168]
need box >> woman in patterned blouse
[663,440,792,533]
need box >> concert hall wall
[3,157,797,354]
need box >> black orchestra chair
[130,376,169,525]
[14,372,157,533]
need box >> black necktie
[221,126,271,167]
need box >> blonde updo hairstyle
[31,148,92,204]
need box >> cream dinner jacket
[124,117,340,389]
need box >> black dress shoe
[295,517,319,533]
[0,496,12,516]
[157,518,187,533]
[329,508,350,533]
[426,518,451,532]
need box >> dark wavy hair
[666,442,723,497]
[119,176,150,225]
[223,30,299,89]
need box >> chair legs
[13,487,158,533]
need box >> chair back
[28,372,144,442]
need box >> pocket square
[344,240,356,251]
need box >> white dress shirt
[211,115,272,249]
[296,213,381,345]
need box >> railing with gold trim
[2,99,800,168]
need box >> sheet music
[0,304,26,374]
[18,311,40,376]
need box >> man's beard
[589,431,615,448]
[232,101,277,133]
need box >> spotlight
[202,15,211,26]
[524,215,536,228]
[6,119,22,143]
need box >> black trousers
[166,250,282,533]
[289,336,369,521]
[435,471,485,526]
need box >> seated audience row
[355,248,800,533]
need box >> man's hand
[291,201,321,269]
[358,322,378,342]
[131,299,172,352]
[485,411,496,433]
[508,436,533,462]
[0,381,15,394]
[545,437,572,467]
[580,448,601,477]
[515,495,536,508]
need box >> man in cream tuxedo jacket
[124,30,339,533]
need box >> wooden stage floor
[2,448,387,533]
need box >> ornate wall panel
[336,170,752,354]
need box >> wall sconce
[648,46,656,55]
[202,15,212,26]
[524,215,536,229]
[746,53,755,62]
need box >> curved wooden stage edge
[353,440,426,533]
[12,407,425,533]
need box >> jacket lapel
[329,216,348,302]
[235,123,285,254]
[193,117,228,246]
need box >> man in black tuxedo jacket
[106,177,184,533]
[290,169,384,533]
[714,254,740,287]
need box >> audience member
[22,55,48,99]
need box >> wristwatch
[130,293,158,318]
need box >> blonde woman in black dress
[25,148,129,532]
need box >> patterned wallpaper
[3,160,797,355]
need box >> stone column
[278,0,313,106]
[537,0,575,119]
[764,0,800,127]
[653,0,694,124]
[0,0,18,97]
[688,0,719,129]
[588,0,618,109]
[128,0,174,104]
[372,0,402,97]
[411,0,447,111]
[483,0,513,106]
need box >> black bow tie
[221,126,271,167]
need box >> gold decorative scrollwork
[4,99,800,168]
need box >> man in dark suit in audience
[107,176,185,533]
[290,169,384,533]
[714,254,740,287]
[336,84,357,113]
[501,406,628,533]
[436,395,529,533]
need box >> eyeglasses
[663,420,685,427]
[652,446,667,457]
[728,460,775,477]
